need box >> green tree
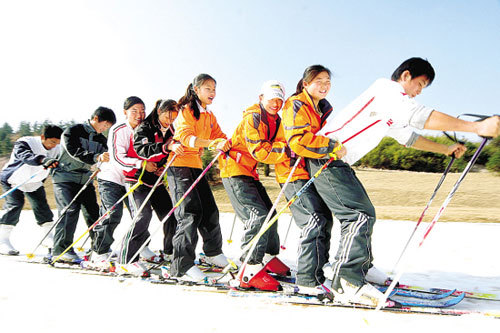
[18,121,32,137]
[0,123,13,156]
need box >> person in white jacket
[0,125,63,255]
[287,59,500,307]
[91,96,162,266]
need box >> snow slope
[1,211,499,332]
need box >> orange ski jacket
[170,104,227,169]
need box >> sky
[1,0,499,139]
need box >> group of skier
[1,57,499,306]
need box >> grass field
[4,163,498,223]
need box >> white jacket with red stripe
[317,78,433,165]
[97,122,142,186]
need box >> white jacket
[97,122,142,186]
[1,136,60,192]
[318,78,433,165]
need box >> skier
[167,73,232,282]
[283,59,500,306]
[219,80,294,291]
[51,107,116,262]
[0,125,63,255]
[91,96,161,268]
[117,99,183,275]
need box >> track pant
[222,176,279,264]
[94,179,131,255]
[167,166,223,277]
[0,181,53,227]
[307,159,376,287]
[52,181,100,256]
[119,183,177,264]
[282,179,333,287]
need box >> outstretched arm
[411,135,467,158]
[424,111,500,138]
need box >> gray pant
[282,179,333,287]
[52,181,100,256]
[167,166,223,276]
[0,181,53,227]
[307,158,376,287]
[223,176,279,264]
[94,179,131,255]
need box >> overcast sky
[1,0,499,140]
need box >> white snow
[1,210,500,332]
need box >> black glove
[41,157,58,169]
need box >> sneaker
[202,253,230,268]
[55,251,82,264]
[179,265,208,283]
[366,266,393,286]
[140,246,163,263]
[263,256,290,277]
[239,263,281,291]
[40,222,55,248]
[86,252,114,271]
[0,225,19,256]
[331,277,385,307]
[116,262,148,277]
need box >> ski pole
[227,214,237,244]
[51,164,147,264]
[0,169,46,200]
[280,215,294,250]
[125,149,223,265]
[26,163,102,259]
[391,154,456,272]
[236,157,302,276]
[377,137,489,311]
[114,155,177,265]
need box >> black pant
[0,181,53,226]
[119,183,177,264]
[167,166,223,277]
[282,179,333,287]
[307,159,376,286]
[222,176,279,264]
[52,181,100,256]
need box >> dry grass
[215,167,500,223]
[2,160,499,223]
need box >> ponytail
[178,73,216,120]
[292,65,332,97]
[146,99,178,123]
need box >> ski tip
[227,240,233,244]
[26,253,35,259]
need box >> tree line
[1,121,500,174]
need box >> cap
[260,80,285,102]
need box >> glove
[41,157,58,169]
[328,142,344,160]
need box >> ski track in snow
[1,210,500,332]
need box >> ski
[226,289,479,317]
[377,285,457,300]
[396,283,500,301]
[272,274,459,301]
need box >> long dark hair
[178,73,216,120]
[293,65,332,96]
